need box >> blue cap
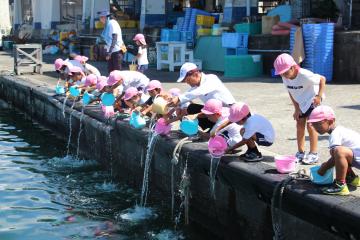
[97,10,110,17]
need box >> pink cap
[96,77,108,91]
[68,66,85,77]
[201,99,223,115]
[228,102,250,123]
[123,87,139,101]
[133,33,147,45]
[54,58,64,71]
[146,80,162,91]
[107,70,122,86]
[308,105,335,123]
[74,55,89,63]
[177,62,198,82]
[168,88,181,97]
[273,53,297,75]
[84,74,98,87]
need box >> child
[123,87,150,110]
[201,99,242,151]
[216,102,275,162]
[68,66,86,87]
[73,55,101,76]
[274,53,326,164]
[308,105,360,195]
[164,88,189,125]
[132,33,149,73]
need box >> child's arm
[313,76,326,106]
[210,120,231,137]
[226,139,248,153]
[288,92,301,121]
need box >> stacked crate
[196,15,215,37]
[222,33,249,55]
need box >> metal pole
[246,0,251,16]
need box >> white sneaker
[302,152,319,165]
[295,151,306,163]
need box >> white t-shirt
[179,73,236,106]
[106,19,123,53]
[210,108,243,147]
[119,71,150,92]
[139,93,151,105]
[282,68,321,113]
[137,46,149,65]
[329,126,360,150]
[84,63,101,76]
[242,114,275,143]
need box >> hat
[201,99,223,115]
[107,70,122,86]
[228,102,250,123]
[146,80,162,91]
[274,53,297,75]
[97,10,110,17]
[96,77,108,91]
[308,105,335,123]
[168,88,181,97]
[84,74,98,87]
[123,87,139,101]
[54,58,64,71]
[74,55,89,63]
[177,62,198,82]
[133,33,147,45]
[68,66,85,77]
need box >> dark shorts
[300,104,315,118]
[255,132,273,146]
[108,51,123,73]
[138,64,149,73]
[186,103,215,132]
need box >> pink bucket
[208,136,228,157]
[275,155,296,173]
[102,105,115,119]
[154,118,172,135]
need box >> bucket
[82,91,94,105]
[310,166,334,185]
[152,96,168,115]
[154,118,172,135]
[130,112,146,129]
[55,84,65,94]
[102,105,115,119]
[69,85,80,97]
[180,117,199,136]
[274,155,297,173]
[101,93,115,106]
[208,135,228,157]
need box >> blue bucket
[101,93,115,106]
[130,112,146,129]
[55,84,65,94]
[69,85,80,97]
[310,166,334,185]
[180,118,198,136]
[82,91,94,105]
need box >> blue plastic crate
[161,29,181,42]
[222,33,249,48]
[225,48,248,55]
[180,31,194,42]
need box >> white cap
[177,62,198,83]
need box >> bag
[129,60,137,71]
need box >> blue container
[55,84,65,94]
[180,118,199,136]
[161,29,181,42]
[225,47,248,55]
[83,91,95,105]
[180,31,194,42]
[129,112,146,129]
[310,166,334,185]
[101,93,115,106]
[222,33,249,48]
[69,86,80,97]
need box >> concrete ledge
[0,74,359,239]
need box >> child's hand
[317,163,327,176]
[313,95,322,106]
[293,109,301,121]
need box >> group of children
[54,39,360,196]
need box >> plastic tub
[101,93,115,106]
[310,166,334,185]
[180,118,198,136]
[274,155,297,173]
[154,118,172,135]
[208,135,228,157]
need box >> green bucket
[3,41,13,50]
[224,54,263,78]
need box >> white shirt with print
[242,114,275,143]
[106,19,123,53]
[137,46,149,66]
[329,126,360,150]
[282,68,321,113]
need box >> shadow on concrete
[340,105,360,111]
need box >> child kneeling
[308,105,360,196]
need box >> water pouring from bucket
[154,118,172,135]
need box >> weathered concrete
[0,74,359,240]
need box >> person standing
[98,10,124,73]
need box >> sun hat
[168,88,181,97]
[97,10,110,17]
[146,80,162,91]
[96,77,108,91]
[68,66,85,77]
[107,70,122,86]
[177,62,198,82]
[201,99,223,115]
[74,55,89,63]
[54,58,64,71]
[228,102,250,123]
[123,87,139,101]
[308,105,335,123]
[133,33,147,45]
[273,53,297,75]
[84,74,98,87]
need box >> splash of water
[47,155,99,169]
[140,125,159,207]
[175,154,190,229]
[118,205,157,222]
[95,181,119,192]
[151,229,185,240]
[209,156,221,199]
[66,101,76,156]
[106,126,113,177]
[62,94,69,118]
[75,106,85,159]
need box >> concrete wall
[0,75,359,240]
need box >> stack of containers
[196,15,215,37]
[160,29,181,42]
[222,33,249,55]
[188,8,212,36]
[180,8,192,31]
[180,31,194,49]
[301,23,334,82]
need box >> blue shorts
[137,64,148,73]
[255,132,273,146]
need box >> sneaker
[240,148,252,158]
[322,181,350,196]
[346,174,360,187]
[243,151,263,162]
[295,151,306,163]
[302,152,319,165]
